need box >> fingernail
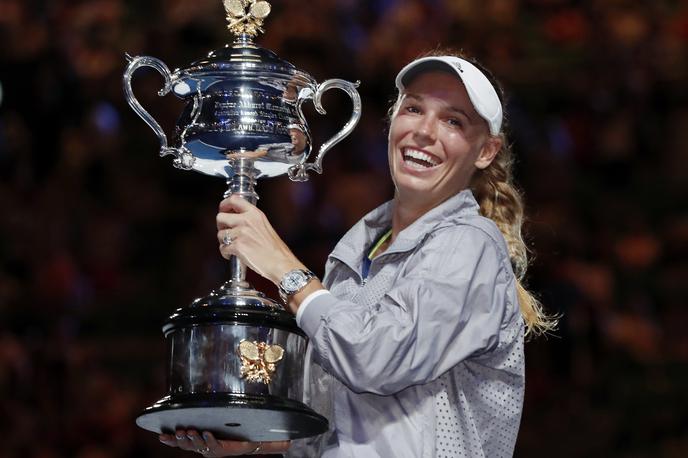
[175,433,185,440]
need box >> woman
[160,51,554,457]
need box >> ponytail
[471,139,557,337]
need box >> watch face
[284,271,307,293]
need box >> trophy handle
[288,79,362,181]
[123,54,195,170]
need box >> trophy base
[136,393,328,441]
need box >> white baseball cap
[395,56,503,135]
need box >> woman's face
[388,70,501,210]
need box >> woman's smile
[400,147,442,171]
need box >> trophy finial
[223,0,271,38]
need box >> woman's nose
[413,114,437,143]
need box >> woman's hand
[216,195,304,285]
[159,429,290,456]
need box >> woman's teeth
[403,149,439,169]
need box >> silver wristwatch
[278,269,317,303]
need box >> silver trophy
[123,0,361,441]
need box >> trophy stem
[223,157,259,203]
[223,156,259,289]
[228,256,247,287]
[233,33,254,46]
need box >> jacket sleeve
[298,225,516,395]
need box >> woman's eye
[447,118,463,128]
[405,105,421,114]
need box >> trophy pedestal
[136,272,328,441]
[136,393,328,441]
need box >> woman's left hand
[159,429,290,456]
[216,195,304,285]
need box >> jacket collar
[330,189,481,270]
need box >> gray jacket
[289,189,524,457]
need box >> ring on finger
[197,445,210,454]
[222,230,233,246]
[249,442,263,454]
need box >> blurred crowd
[1,0,687,456]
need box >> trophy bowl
[124,32,361,181]
[123,0,361,442]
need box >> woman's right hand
[159,429,290,456]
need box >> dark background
[1,0,687,457]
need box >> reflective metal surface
[166,324,306,398]
[123,36,361,180]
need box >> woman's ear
[474,136,502,170]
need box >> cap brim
[395,56,503,135]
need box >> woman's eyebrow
[401,93,422,102]
[446,106,474,122]
[402,93,475,122]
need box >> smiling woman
[387,70,502,219]
[389,51,555,336]
[161,49,555,458]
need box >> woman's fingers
[216,195,300,283]
[218,228,235,246]
[186,430,209,453]
[216,211,244,230]
[158,430,291,456]
[216,202,264,231]
[201,431,222,451]
[173,429,194,450]
[219,194,255,213]
[158,433,177,447]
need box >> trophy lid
[190,39,297,74]
[172,41,314,95]
[171,0,315,97]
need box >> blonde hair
[470,136,557,337]
[399,48,557,337]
